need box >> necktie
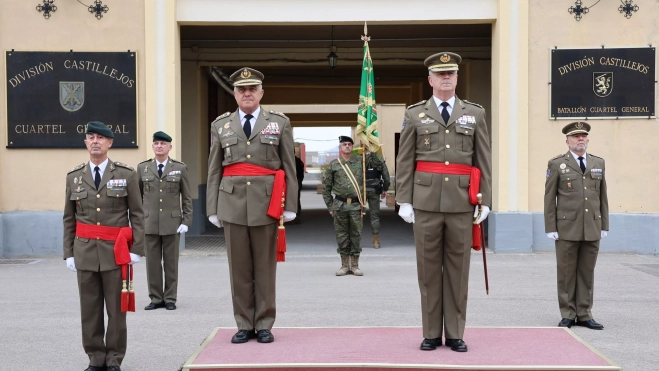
[578,156,586,173]
[94,166,101,189]
[158,164,164,178]
[243,114,253,138]
[440,102,450,124]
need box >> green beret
[562,121,591,136]
[86,121,114,139]
[230,67,264,86]
[153,131,172,142]
[339,136,354,144]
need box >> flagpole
[362,22,368,217]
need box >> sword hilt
[474,193,483,224]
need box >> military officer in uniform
[206,67,298,344]
[544,122,608,330]
[138,131,193,311]
[63,121,144,371]
[364,145,390,248]
[322,136,365,276]
[396,52,492,352]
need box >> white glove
[283,211,296,222]
[176,224,188,234]
[398,203,415,223]
[473,205,490,224]
[601,231,607,238]
[66,257,77,272]
[209,214,223,228]
[546,232,559,240]
[129,253,141,265]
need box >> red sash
[75,222,136,311]
[415,161,483,250]
[222,163,288,262]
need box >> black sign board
[550,47,656,119]
[5,51,137,148]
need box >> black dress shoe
[558,318,576,328]
[445,339,468,352]
[575,319,604,330]
[231,329,256,343]
[106,367,121,371]
[420,338,441,350]
[165,302,176,310]
[84,366,105,371]
[144,302,166,310]
[256,329,275,343]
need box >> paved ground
[1,189,658,370]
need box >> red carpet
[182,327,620,371]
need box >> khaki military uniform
[396,96,492,340]
[206,108,297,331]
[137,158,192,305]
[544,152,609,320]
[63,160,144,368]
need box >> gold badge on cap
[560,163,567,169]
[575,122,584,129]
[440,54,450,63]
[240,69,251,79]
[419,113,426,118]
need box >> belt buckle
[347,198,352,204]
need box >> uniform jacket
[322,156,364,212]
[544,152,609,241]
[365,152,391,193]
[396,96,492,212]
[206,108,298,226]
[63,159,145,272]
[137,157,193,235]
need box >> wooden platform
[182,327,621,371]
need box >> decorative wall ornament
[77,0,109,19]
[619,0,639,19]
[36,0,57,19]
[568,0,590,21]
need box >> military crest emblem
[240,69,251,79]
[59,82,85,112]
[440,54,451,63]
[593,72,613,98]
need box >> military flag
[355,23,380,151]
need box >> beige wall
[528,2,659,213]
[0,0,146,212]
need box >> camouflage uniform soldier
[364,149,390,248]
[323,136,365,276]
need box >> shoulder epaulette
[407,100,426,110]
[68,163,85,174]
[269,110,288,119]
[216,111,231,121]
[551,153,564,160]
[463,100,484,109]
[170,158,186,165]
[138,158,152,164]
[114,162,134,171]
[589,153,603,159]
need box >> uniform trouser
[77,268,126,367]
[333,209,363,256]
[413,209,472,340]
[145,234,180,304]
[224,221,278,331]
[366,191,381,235]
[555,239,600,320]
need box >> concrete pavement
[1,190,657,370]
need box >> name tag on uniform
[107,179,127,189]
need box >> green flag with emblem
[355,23,380,151]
